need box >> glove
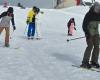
[40,11,44,14]
[26,20,29,24]
[13,25,16,30]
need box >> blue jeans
[27,22,35,37]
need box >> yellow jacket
[27,9,36,23]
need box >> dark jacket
[88,21,100,36]
[82,6,100,35]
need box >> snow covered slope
[0,5,100,80]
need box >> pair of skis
[72,65,100,72]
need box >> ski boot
[31,36,34,40]
[36,38,41,40]
[90,62,100,68]
[80,62,91,69]
[27,37,31,40]
[5,43,10,47]
[68,33,72,36]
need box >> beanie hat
[7,7,13,13]
[33,6,37,11]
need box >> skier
[3,0,8,8]
[35,8,44,40]
[26,6,37,39]
[0,7,16,47]
[80,2,100,69]
[67,18,76,36]
[17,2,25,9]
[92,0,95,4]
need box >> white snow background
[0,4,100,80]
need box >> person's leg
[81,37,93,68]
[91,35,99,68]
[5,27,10,47]
[0,27,4,34]
[31,22,35,39]
[27,23,32,38]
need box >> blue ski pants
[27,22,35,37]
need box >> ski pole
[10,30,14,39]
[67,36,85,42]
[24,25,28,34]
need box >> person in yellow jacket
[26,6,37,39]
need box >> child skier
[26,6,37,39]
[0,7,16,47]
[67,18,76,36]
[35,8,44,40]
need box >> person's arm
[11,14,16,30]
[0,12,7,18]
[82,13,90,34]
[74,20,76,26]
[67,20,70,28]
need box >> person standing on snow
[35,7,44,40]
[0,7,16,47]
[80,2,100,69]
[92,0,95,4]
[67,18,76,36]
[26,6,37,39]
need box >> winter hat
[7,7,13,13]
[32,6,37,11]
[70,18,74,21]
[93,2,100,13]
[36,8,40,13]
[71,18,74,21]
